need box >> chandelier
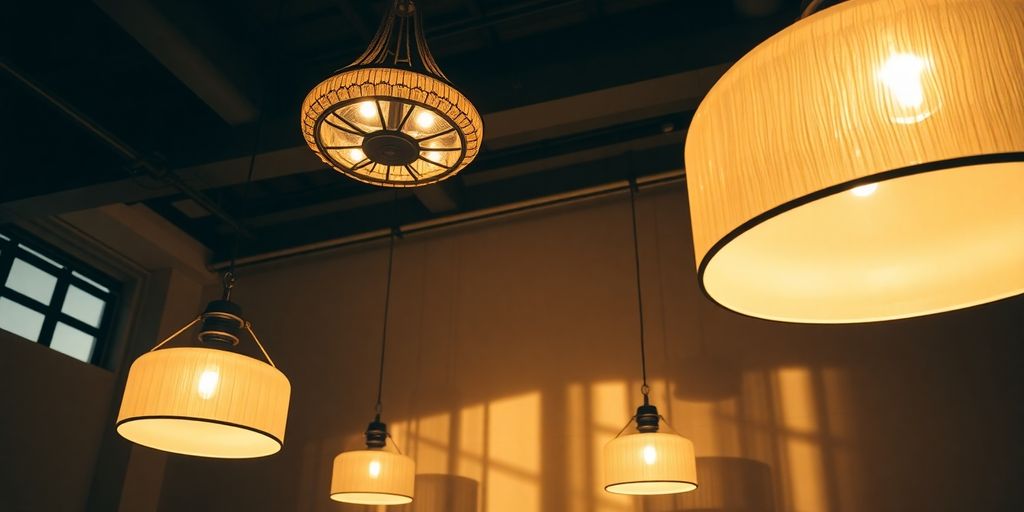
[301,0,483,188]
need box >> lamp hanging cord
[374,191,400,416]
[225,81,266,280]
[627,179,650,403]
[225,0,284,278]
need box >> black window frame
[0,227,120,366]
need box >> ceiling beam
[92,0,258,126]
[335,0,372,42]
[461,0,501,49]
[0,64,728,222]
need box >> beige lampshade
[685,0,1024,323]
[604,432,698,495]
[331,448,416,505]
[116,347,290,458]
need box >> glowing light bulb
[642,445,657,465]
[878,53,927,109]
[368,460,381,478]
[348,148,366,162]
[358,101,377,119]
[197,369,220,399]
[415,111,436,129]
[425,151,441,162]
[851,183,878,197]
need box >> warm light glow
[878,53,927,108]
[643,444,658,465]
[116,347,290,458]
[302,68,480,187]
[425,151,441,162]
[196,369,219,399]
[850,183,877,197]
[358,101,377,119]
[415,110,436,129]
[685,0,1024,323]
[604,432,698,495]
[331,449,415,505]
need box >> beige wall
[0,206,214,511]
[0,329,115,512]
[156,184,1024,511]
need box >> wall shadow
[152,185,1024,511]
[642,457,774,512]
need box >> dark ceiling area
[1,0,801,263]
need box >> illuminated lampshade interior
[330,448,416,505]
[604,432,698,495]
[703,163,1024,323]
[116,347,290,458]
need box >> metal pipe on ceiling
[0,59,251,237]
[211,169,685,271]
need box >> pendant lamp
[685,0,1024,323]
[604,180,698,496]
[301,0,483,188]
[116,274,290,458]
[331,221,416,505]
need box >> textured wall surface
[153,185,1024,511]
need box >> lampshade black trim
[330,491,415,503]
[604,480,699,494]
[695,151,1024,324]
[115,415,284,453]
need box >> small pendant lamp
[685,0,1024,323]
[603,180,698,496]
[331,217,416,505]
[301,0,483,188]
[116,273,290,458]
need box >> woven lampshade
[116,347,290,458]
[604,432,698,495]
[301,0,482,188]
[685,0,1024,323]
[331,448,416,505]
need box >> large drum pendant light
[117,275,290,458]
[301,0,483,188]
[331,216,416,505]
[685,0,1024,323]
[604,180,698,496]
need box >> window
[0,229,119,364]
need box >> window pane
[50,323,97,363]
[5,259,58,305]
[72,271,110,293]
[62,286,106,327]
[0,297,45,341]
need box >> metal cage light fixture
[685,0,1024,323]
[116,274,291,458]
[301,0,483,188]
[603,180,698,496]
[331,210,416,505]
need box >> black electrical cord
[627,179,650,403]
[374,191,400,416]
[223,0,286,294]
